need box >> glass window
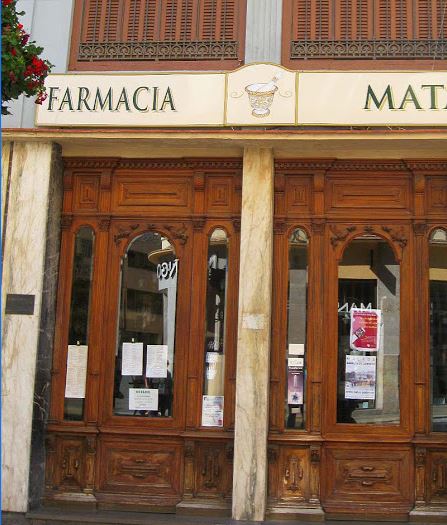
[337,235,400,425]
[113,232,177,418]
[430,228,447,432]
[202,229,228,427]
[64,227,95,421]
[285,228,308,429]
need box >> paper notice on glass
[206,352,220,363]
[350,308,381,351]
[287,368,304,405]
[201,395,224,427]
[146,345,168,378]
[288,357,304,368]
[345,355,377,400]
[121,342,143,375]
[129,388,158,411]
[289,343,305,355]
[65,345,88,398]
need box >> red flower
[11,48,17,56]
[2,0,14,6]
[17,23,23,30]
[35,92,48,105]
[21,34,29,45]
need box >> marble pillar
[232,147,274,521]
[2,142,61,512]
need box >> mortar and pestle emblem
[244,74,281,117]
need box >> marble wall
[2,141,62,512]
[232,148,274,521]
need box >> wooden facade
[45,157,447,520]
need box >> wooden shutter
[286,0,447,60]
[71,0,246,70]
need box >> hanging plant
[2,0,52,115]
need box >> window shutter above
[71,0,246,70]
[286,0,447,61]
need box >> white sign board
[36,66,447,127]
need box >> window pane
[202,229,228,427]
[113,232,177,418]
[337,236,400,425]
[430,228,447,432]
[64,227,95,421]
[285,228,308,430]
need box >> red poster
[349,308,381,352]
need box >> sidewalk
[2,508,444,525]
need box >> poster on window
[350,308,381,351]
[65,345,88,398]
[129,388,158,411]
[345,355,377,400]
[287,367,304,405]
[121,342,143,376]
[146,345,168,378]
[201,395,224,427]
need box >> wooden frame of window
[46,157,241,510]
[267,159,447,520]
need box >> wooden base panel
[44,492,97,510]
[323,505,411,522]
[95,493,178,513]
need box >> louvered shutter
[286,0,446,60]
[72,0,245,69]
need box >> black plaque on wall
[5,294,35,315]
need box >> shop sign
[36,64,447,127]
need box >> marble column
[232,147,274,521]
[2,142,61,512]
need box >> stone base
[266,505,325,521]
[176,498,231,517]
[1,512,29,525]
[409,506,447,522]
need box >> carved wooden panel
[428,450,447,503]
[427,177,447,215]
[206,177,233,213]
[195,442,228,497]
[285,176,311,215]
[98,440,182,496]
[278,447,309,501]
[112,176,192,213]
[326,178,411,215]
[324,446,412,505]
[54,436,85,490]
[73,175,100,212]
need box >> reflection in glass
[337,235,400,425]
[202,229,228,426]
[430,228,447,432]
[64,227,95,421]
[285,228,308,429]
[113,232,177,417]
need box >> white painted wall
[245,0,283,64]
[2,0,74,128]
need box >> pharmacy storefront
[2,64,447,522]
